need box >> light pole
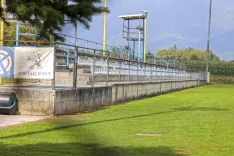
[102,0,107,56]
[206,0,212,76]
[0,0,5,85]
[74,23,77,46]
[142,10,148,63]
[0,0,5,46]
[73,22,78,89]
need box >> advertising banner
[0,47,54,79]
[0,47,14,78]
[14,47,54,79]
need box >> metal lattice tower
[119,11,148,63]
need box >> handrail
[0,102,16,110]
[55,42,180,69]
[57,33,121,48]
[0,40,50,44]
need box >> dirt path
[0,115,50,128]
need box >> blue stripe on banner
[0,47,14,78]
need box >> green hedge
[183,61,234,76]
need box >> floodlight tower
[142,10,148,63]
[119,10,148,63]
[0,0,5,46]
[0,0,4,85]
[102,0,107,56]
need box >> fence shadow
[172,107,228,111]
[0,142,186,156]
[0,106,228,140]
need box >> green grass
[1,84,234,156]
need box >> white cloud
[191,22,202,28]
[212,5,234,30]
[148,32,184,42]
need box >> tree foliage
[156,45,220,62]
[156,45,234,76]
[0,0,108,41]
[4,23,35,46]
[183,61,234,76]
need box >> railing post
[73,46,78,89]
[166,63,169,81]
[50,34,52,47]
[177,69,179,81]
[128,59,130,82]
[96,43,98,50]
[137,61,139,82]
[155,66,157,81]
[92,50,96,88]
[106,51,110,86]
[168,68,170,81]
[172,69,174,80]
[160,67,162,81]
[171,68,173,81]
[150,65,152,82]
[143,63,145,83]
[119,61,121,84]
[52,42,56,90]
[86,41,88,53]
[179,63,181,81]
[16,22,19,47]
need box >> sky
[63,0,234,61]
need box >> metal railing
[57,34,175,67]
[1,36,185,70]
[52,42,206,89]
[0,40,206,89]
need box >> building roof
[119,14,146,20]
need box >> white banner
[14,47,54,79]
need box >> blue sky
[64,0,234,61]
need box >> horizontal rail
[58,33,121,49]
[0,102,16,110]
[55,46,172,68]
[0,40,50,44]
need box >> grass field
[1,83,234,156]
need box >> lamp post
[142,10,148,63]
[0,0,5,46]
[206,0,212,76]
[102,0,107,56]
[0,0,5,85]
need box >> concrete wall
[54,80,206,115]
[0,80,206,116]
[0,87,55,115]
[54,87,111,115]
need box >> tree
[4,23,35,46]
[110,47,120,58]
[156,45,220,62]
[0,0,108,41]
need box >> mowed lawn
[1,84,234,156]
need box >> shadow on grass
[173,107,228,111]
[0,142,185,156]
[0,107,227,140]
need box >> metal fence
[0,40,206,89]
[53,42,207,89]
[57,34,178,66]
